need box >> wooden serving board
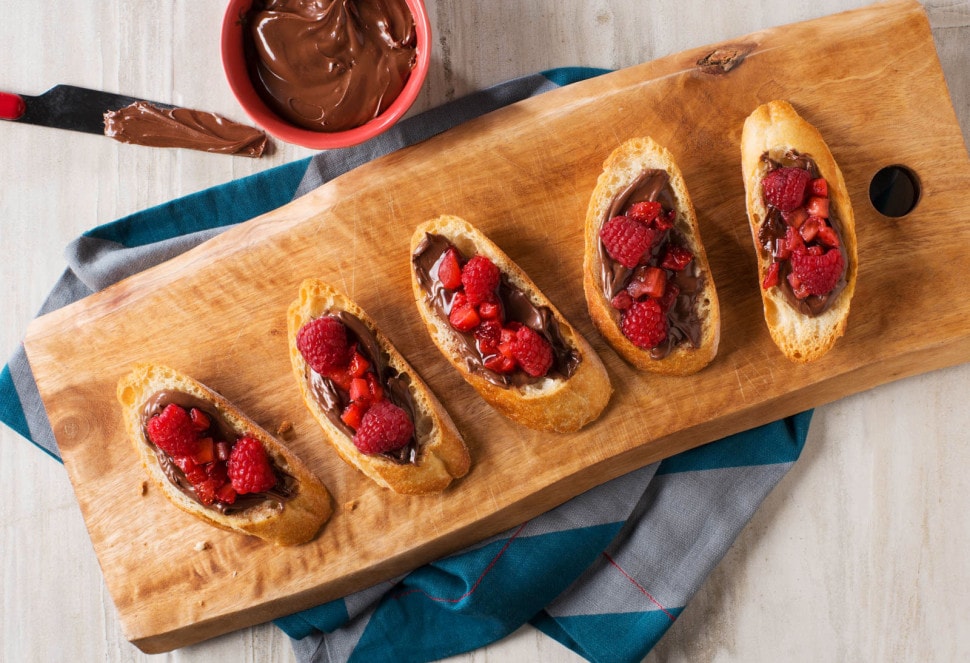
[23,0,970,653]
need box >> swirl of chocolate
[245,0,417,132]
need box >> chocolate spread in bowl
[305,311,422,465]
[756,149,848,316]
[140,391,295,515]
[412,233,581,388]
[596,169,705,359]
[245,0,417,132]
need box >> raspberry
[461,255,501,305]
[626,201,662,224]
[762,166,811,212]
[790,247,844,296]
[353,399,414,454]
[297,316,352,374]
[621,298,668,349]
[227,436,277,494]
[510,326,554,377]
[147,404,200,457]
[600,216,658,269]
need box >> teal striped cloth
[0,68,810,663]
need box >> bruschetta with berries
[410,215,612,432]
[117,363,333,546]
[287,279,470,494]
[741,100,858,362]
[583,137,720,375]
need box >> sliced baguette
[117,363,332,546]
[741,100,858,362]
[583,137,720,375]
[410,214,612,432]
[287,278,471,494]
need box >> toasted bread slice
[410,215,612,432]
[583,137,720,375]
[287,279,470,494]
[741,100,858,362]
[117,363,332,546]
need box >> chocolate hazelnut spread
[140,391,295,515]
[412,233,581,388]
[306,311,421,464]
[756,149,848,316]
[245,0,417,132]
[103,102,267,157]
[596,169,705,359]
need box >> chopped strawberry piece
[762,262,781,289]
[215,441,231,462]
[341,401,367,430]
[483,353,517,373]
[626,201,662,224]
[189,408,210,431]
[474,319,502,355]
[205,460,228,484]
[660,245,693,271]
[353,400,414,454]
[600,216,659,268]
[461,255,501,305]
[297,316,352,374]
[772,237,791,260]
[611,291,634,310]
[177,457,207,485]
[510,326,554,377]
[762,166,811,212]
[654,208,676,231]
[806,196,829,218]
[806,245,824,256]
[658,283,680,312]
[215,483,237,505]
[192,437,215,465]
[817,224,840,248]
[449,301,481,332]
[799,216,820,242]
[790,247,844,295]
[326,367,355,392]
[147,404,200,457]
[627,266,667,300]
[194,478,219,506]
[365,372,384,402]
[783,207,809,229]
[785,225,805,255]
[348,349,370,378]
[620,298,668,349]
[478,301,502,321]
[437,247,463,290]
[349,377,370,404]
[810,178,829,198]
[228,436,277,494]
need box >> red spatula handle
[0,91,27,120]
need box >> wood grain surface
[18,0,970,654]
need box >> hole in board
[869,165,921,217]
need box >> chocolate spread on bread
[412,233,580,388]
[596,169,705,359]
[244,0,417,132]
[140,391,294,514]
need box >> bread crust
[410,215,612,433]
[582,137,720,375]
[287,279,471,494]
[740,100,858,362]
[117,363,332,546]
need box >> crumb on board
[344,500,358,512]
[276,420,294,437]
[140,481,148,496]
[194,541,210,552]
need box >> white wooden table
[2,1,968,661]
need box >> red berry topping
[810,177,829,198]
[626,201,662,224]
[510,326,554,377]
[228,436,277,494]
[806,196,829,218]
[627,265,667,300]
[611,290,634,310]
[353,399,414,454]
[189,408,210,431]
[449,296,481,332]
[653,208,677,232]
[147,404,200,457]
[600,216,658,269]
[620,298,668,349]
[790,247,844,296]
[297,316,352,375]
[474,319,503,355]
[762,166,811,212]
[461,255,501,305]
[437,247,463,290]
[762,261,781,289]
[660,245,694,271]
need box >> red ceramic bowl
[221,0,431,150]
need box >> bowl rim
[220,0,431,150]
